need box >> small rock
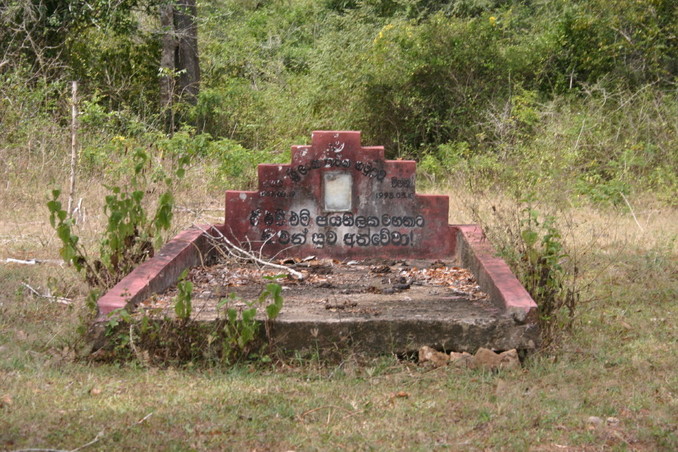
[419,346,450,367]
[587,416,603,427]
[392,283,411,292]
[471,348,502,370]
[498,349,521,370]
[606,417,620,426]
[370,265,391,274]
[450,351,474,368]
[465,348,521,371]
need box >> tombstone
[94,130,539,357]
[225,131,454,259]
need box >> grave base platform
[136,257,538,356]
[93,224,540,356]
[261,300,537,356]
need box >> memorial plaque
[225,131,455,259]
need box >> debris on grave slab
[325,301,358,311]
[139,257,489,320]
[370,265,391,274]
[429,259,446,269]
[309,263,333,275]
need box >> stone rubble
[418,346,521,371]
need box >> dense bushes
[1,0,676,203]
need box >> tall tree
[159,0,200,133]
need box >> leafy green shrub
[174,270,194,321]
[360,13,509,156]
[100,277,285,366]
[545,0,677,91]
[477,200,579,347]
[205,137,278,189]
[217,278,284,362]
[48,147,189,289]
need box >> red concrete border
[96,223,538,325]
[95,224,226,322]
[451,225,538,323]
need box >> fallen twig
[137,412,154,424]
[619,192,644,233]
[196,225,304,280]
[4,258,64,266]
[70,431,104,452]
[11,430,103,452]
[20,282,72,305]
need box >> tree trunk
[159,3,175,134]
[159,0,200,134]
[175,0,200,103]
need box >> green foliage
[361,12,508,154]
[174,270,193,321]
[545,0,677,91]
[104,308,134,358]
[491,200,578,346]
[47,146,189,289]
[218,277,284,363]
[4,0,677,227]
[0,0,162,110]
[68,25,160,112]
[519,208,567,307]
[100,278,285,365]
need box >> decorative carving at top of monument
[225,131,454,259]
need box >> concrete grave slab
[93,131,539,356]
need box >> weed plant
[47,146,189,290]
[100,276,285,366]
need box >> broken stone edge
[89,223,539,353]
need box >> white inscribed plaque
[324,172,352,211]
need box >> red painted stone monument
[225,131,454,259]
[93,130,539,355]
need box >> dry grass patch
[1,179,676,450]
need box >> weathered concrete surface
[265,300,538,355]
[138,257,538,354]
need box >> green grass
[1,187,676,451]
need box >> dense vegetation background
[1,0,676,203]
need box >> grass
[1,175,676,451]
